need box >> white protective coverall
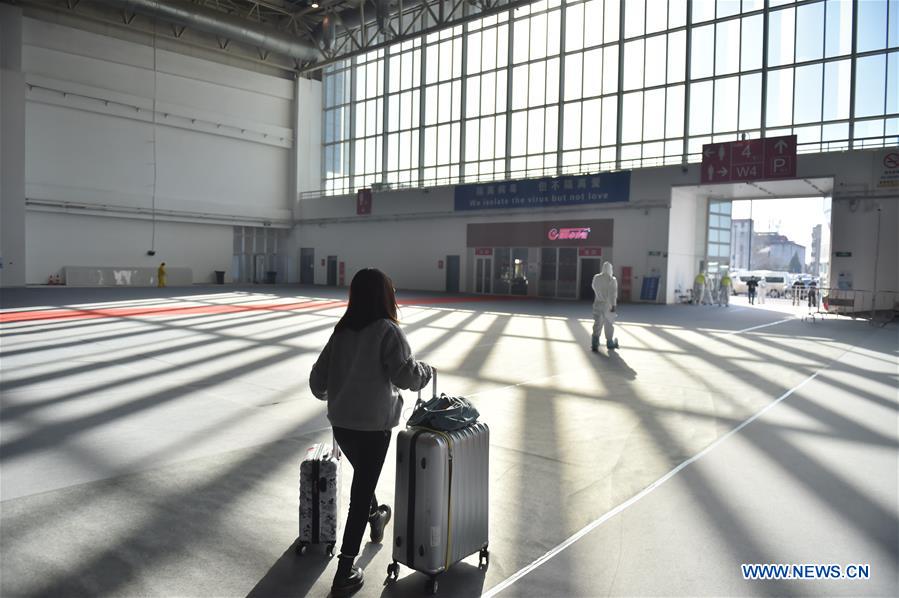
[591,262,618,348]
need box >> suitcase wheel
[385,561,400,584]
[478,547,490,570]
[295,542,308,556]
[426,576,439,595]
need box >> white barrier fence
[807,287,899,325]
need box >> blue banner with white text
[454,171,631,211]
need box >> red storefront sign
[578,247,602,257]
[356,188,372,215]
[701,135,796,183]
[475,248,493,256]
[547,227,591,241]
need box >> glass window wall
[322,0,899,193]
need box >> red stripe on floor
[0,294,518,323]
[0,300,347,323]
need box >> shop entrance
[579,258,602,300]
[475,257,492,293]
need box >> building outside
[730,219,754,271]
[752,232,806,272]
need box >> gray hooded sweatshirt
[309,319,432,431]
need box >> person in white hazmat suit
[591,262,619,351]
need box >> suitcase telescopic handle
[416,367,437,403]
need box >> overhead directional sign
[701,135,796,184]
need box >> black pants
[332,426,391,558]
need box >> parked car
[760,271,790,298]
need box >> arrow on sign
[774,139,788,154]
[704,147,716,158]
[718,167,728,177]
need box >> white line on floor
[725,316,796,335]
[480,362,828,598]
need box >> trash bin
[265,271,277,284]
[214,270,225,284]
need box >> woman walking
[310,268,433,597]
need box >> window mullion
[382,54,390,184]
[615,0,626,169]
[848,0,858,147]
[761,0,770,138]
[504,9,515,180]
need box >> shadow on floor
[380,561,487,597]
[246,538,332,598]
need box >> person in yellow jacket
[693,271,710,305]
[157,262,167,288]
[718,272,732,307]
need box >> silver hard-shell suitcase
[297,440,341,556]
[387,377,489,595]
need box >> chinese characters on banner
[454,171,631,211]
[701,135,797,184]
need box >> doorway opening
[300,248,315,284]
[475,256,492,294]
[445,255,460,293]
[326,256,338,286]
[729,196,832,304]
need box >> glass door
[493,248,511,295]
[539,248,557,297]
[511,248,528,295]
[557,248,578,298]
[475,257,492,293]
[707,200,733,284]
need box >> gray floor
[1,285,896,598]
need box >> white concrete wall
[1,5,26,287]
[829,196,899,306]
[666,188,707,303]
[296,77,322,195]
[799,148,899,304]
[293,167,676,297]
[19,18,320,284]
[27,211,233,285]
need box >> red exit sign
[701,135,796,184]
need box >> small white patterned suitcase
[297,440,341,556]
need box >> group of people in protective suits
[692,270,740,307]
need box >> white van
[759,271,790,297]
